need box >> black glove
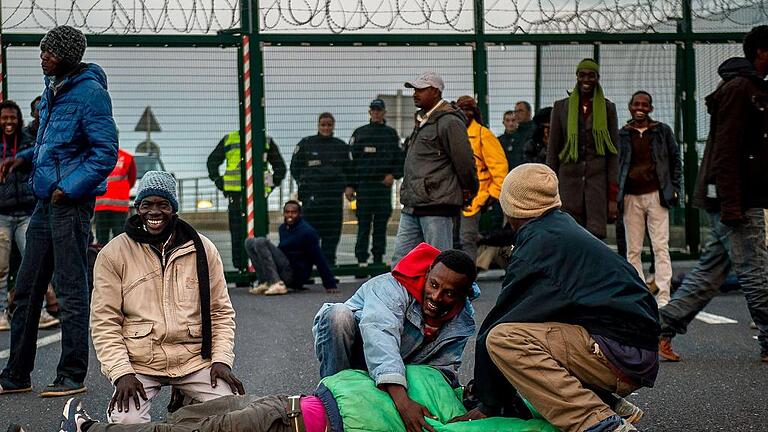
[214,177,224,191]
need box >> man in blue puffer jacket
[0,25,118,397]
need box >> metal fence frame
[0,0,751,282]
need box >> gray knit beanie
[135,171,179,212]
[40,26,87,67]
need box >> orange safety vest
[96,149,135,212]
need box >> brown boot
[659,337,681,362]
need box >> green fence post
[472,0,489,121]
[534,44,542,111]
[679,0,701,255]
[0,4,7,102]
[248,0,268,238]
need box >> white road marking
[695,311,738,324]
[0,332,61,360]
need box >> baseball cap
[404,71,445,92]
[370,99,386,109]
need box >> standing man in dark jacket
[547,59,619,239]
[455,164,659,432]
[207,131,286,270]
[392,72,478,266]
[290,112,353,267]
[0,101,37,331]
[498,101,535,171]
[617,91,682,307]
[349,99,403,267]
[659,26,768,363]
[0,26,118,397]
[22,96,41,139]
[244,200,337,295]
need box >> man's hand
[109,374,148,414]
[462,190,474,207]
[382,174,395,187]
[448,407,488,423]
[210,362,245,395]
[607,200,618,222]
[0,158,25,183]
[51,189,67,204]
[214,177,224,191]
[344,187,356,202]
[383,384,436,432]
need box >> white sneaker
[264,281,288,296]
[39,310,61,329]
[0,312,10,331]
[614,397,644,424]
[248,282,269,295]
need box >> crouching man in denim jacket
[313,243,478,432]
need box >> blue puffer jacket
[17,63,118,200]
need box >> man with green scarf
[546,58,619,239]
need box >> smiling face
[629,93,653,124]
[576,69,599,97]
[137,196,174,235]
[421,262,469,320]
[318,117,335,137]
[40,51,64,77]
[0,107,20,137]
[283,202,300,226]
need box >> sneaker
[7,425,26,432]
[761,353,768,364]
[0,375,32,395]
[613,419,639,431]
[0,312,10,331]
[613,397,644,424]
[40,377,87,398]
[659,337,681,362]
[39,310,60,329]
[58,397,95,432]
[248,282,269,295]
[264,281,288,296]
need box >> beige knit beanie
[500,163,562,219]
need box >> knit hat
[499,163,561,219]
[134,171,179,212]
[40,26,87,67]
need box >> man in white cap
[453,164,660,432]
[392,71,478,265]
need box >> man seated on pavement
[453,164,661,432]
[244,200,338,296]
[10,365,555,432]
[313,244,478,432]
[90,171,243,425]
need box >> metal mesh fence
[5,46,242,270]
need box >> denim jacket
[317,273,477,388]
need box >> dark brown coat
[546,96,619,239]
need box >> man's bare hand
[210,362,245,395]
[0,158,24,183]
[51,189,67,204]
[607,200,618,222]
[383,384,437,432]
[109,374,148,414]
[382,174,395,187]
[448,407,488,423]
[344,187,356,202]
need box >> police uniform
[207,131,286,269]
[289,134,352,266]
[349,121,403,264]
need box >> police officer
[290,113,353,267]
[208,131,286,270]
[349,99,403,266]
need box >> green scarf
[559,83,617,163]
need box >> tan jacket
[91,232,236,383]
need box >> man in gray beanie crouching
[0,25,118,397]
[90,171,243,424]
[452,164,661,432]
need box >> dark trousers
[302,193,342,267]
[354,198,391,263]
[94,210,128,245]
[227,194,247,270]
[89,395,293,432]
[1,200,93,384]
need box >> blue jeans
[660,209,768,355]
[1,199,94,383]
[0,214,30,313]
[313,304,366,378]
[391,212,453,266]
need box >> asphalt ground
[1,267,767,431]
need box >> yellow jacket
[463,119,509,216]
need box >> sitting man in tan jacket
[91,171,243,424]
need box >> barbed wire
[2,0,766,34]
